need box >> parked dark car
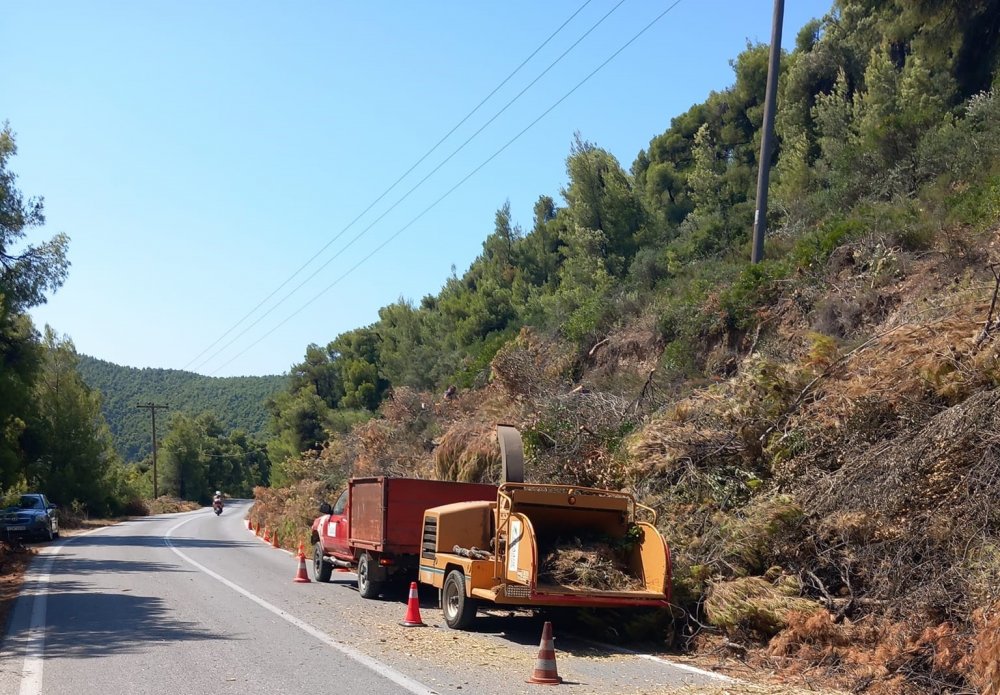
[0,494,59,542]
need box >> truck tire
[314,542,333,583]
[357,552,383,599]
[443,569,477,630]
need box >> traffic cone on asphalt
[527,621,562,685]
[246,518,252,530]
[263,527,271,543]
[293,542,311,583]
[400,581,426,627]
[271,530,280,548]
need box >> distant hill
[77,355,288,462]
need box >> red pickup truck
[311,477,496,598]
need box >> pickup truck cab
[314,488,350,566]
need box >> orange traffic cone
[527,621,562,685]
[247,518,253,530]
[400,581,426,627]
[293,542,311,583]
[263,527,271,543]
[254,520,261,537]
[271,530,280,548]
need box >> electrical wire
[191,0,629,374]
[181,0,597,372]
[193,0,628,374]
[208,0,687,376]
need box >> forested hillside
[77,355,286,462]
[253,1,1000,692]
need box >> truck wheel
[443,569,477,630]
[357,552,383,599]
[313,542,333,583]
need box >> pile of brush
[538,534,642,591]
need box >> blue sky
[5,0,831,377]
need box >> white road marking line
[16,526,111,695]
[586,639,735,682]
[18,552,53,695]
[165,516,437,695]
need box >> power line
[209,0,687,376]
[191,0,627,374]
[182,0,598,372]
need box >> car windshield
[17,496,41,509]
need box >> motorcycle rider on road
[213,490,224,513]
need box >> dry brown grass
[704,576,823,638]
[489,326,575,397]
[250,480,326,551]
[144,497,201,515]
[433,421,500,483]
[971,605,1000,694]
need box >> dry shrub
[796,388,1000,615]
[250,480,326,550]
[815,510,877,546]
[861,622,971,690]
[490,327,575,398]
[628,419,744,478]
[705,576,823,639]
[378,386,430,423]
[628,386,747,480]
[971,605,1000,694]
[434,421,500,483]
[585,313,661,380]
[713,496,804,576]
[767,610,850,660]
[145,497,200,515]
[538,536,642,591]
[121,498,150,517]
[280,439,354,486]
[353,417,434,478]
[525,387,638,488]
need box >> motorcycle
[213,498,224,516]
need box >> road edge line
[581,638,736,682]
[14,525,112,695]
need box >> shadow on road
[65,533,258,550]
[6,578,230,659]
[51,555,189,576]
[335,582,672,658]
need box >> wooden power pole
[751,0,785,264]
[136,402,169,498]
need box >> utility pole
[751,0,785,264]
[136,402,169,498]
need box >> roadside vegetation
[252,3,1000,693]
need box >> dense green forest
[253,1,1000,692]
[77,355,286,463]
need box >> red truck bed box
[349,477,497,555]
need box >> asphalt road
[0,501,729,695]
